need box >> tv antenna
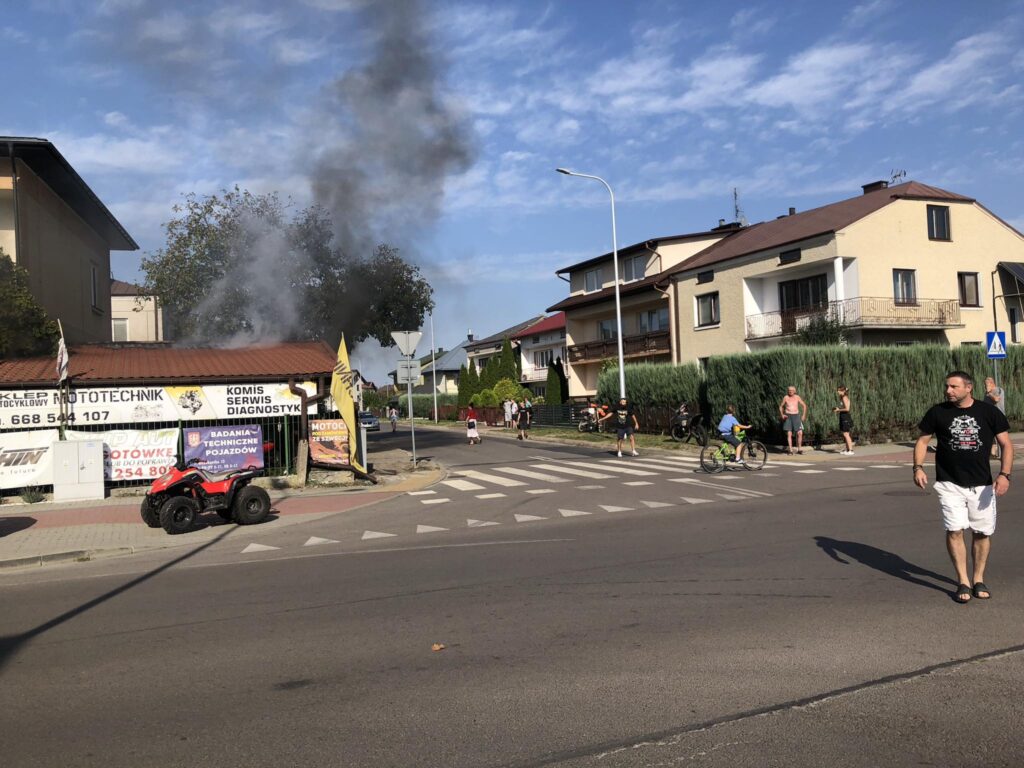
[733,187,748,227]
[889,169,906,185]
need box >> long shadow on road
[814,535,957,596]
[0,526,236,675]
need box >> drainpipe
[8,143,21,263]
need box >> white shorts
[934,480,997,535]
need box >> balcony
[745,297,963,340]
[568,330,671,364]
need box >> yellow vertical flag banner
[330,334,366,474]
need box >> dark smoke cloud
[310,0,475,257]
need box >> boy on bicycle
[718,405,751,463]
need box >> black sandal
[972,582,991,599]
[955,584,972,603]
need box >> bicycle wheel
[700,444,725,473]
[670,424,685,442]
[741,440,767,470]
[692,424,708,447]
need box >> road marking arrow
[416,525,448,533]
[303,537,338,546]
[241,543,279,554]
[514,514,547,522]
[362,530,397,540]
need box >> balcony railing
[745,297,963,340]
[568,330,671,364]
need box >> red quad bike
[141,448,273,535]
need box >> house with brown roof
[547,225,742,397]
[464,315,547,376]
[1,138,138,345]
[669,180,1024,364]
[511,312,566,397]
[111,279,165,343]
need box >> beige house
[111,279,165,342]
[551,180,1024,397]
[671,180,1024,363]
[1,137,138,344]
[512,312,566,398]
[548,225,741,396]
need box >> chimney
[467,329,474,342]
[788,207,796,216]
[718,218,726,227]
[861,180,889,195]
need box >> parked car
[359,411,381,431]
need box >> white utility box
[52,440,106,502]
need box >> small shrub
[20,487,45,504]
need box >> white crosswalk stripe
[526,488,556,494]
[794,469,826,474]
[834,467,864,471]
[577,484,605,489]
[408,490,435,496]
[490,466,570,483]
[458,469,528,486]
[421,498,450,505]
[441,478,486,491]
[566,461,657,476]
[627,455,700,467]
[623,481,653,486]
[603,459,693,473]
[531,463,614,479]
[869,465,900,469]
[476,493,506,499]
[673,478,773,497]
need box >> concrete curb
[0,547,136,570]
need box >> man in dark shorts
[914,370,1013,603]
[516,399,531,440]
[601,396,640,458]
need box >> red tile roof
[511,312,565,338]
[110,279,144,296]
[675,181,974,273]
[0,342,338,387]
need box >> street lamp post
[556,168,626,400]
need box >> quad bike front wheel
[140,497,161,528]
[232,485,272,526]
[159,496,199,535]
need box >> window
[638,307,669,333]
[559,329,566,339]
[779,248,801,265]
[90,264,99,309]
[779,273,828,311]
[927,205,950,240]
[696,292,720,327]
[621,254,646,282]
[532,335,540,343]
[112,318,129,342]
[958,272,979,307]
[1010,307,1019,344]
[696,270,714,284]
[533,349,554,368]
[893,269,917,305]
[598,319,617,340]
[585,268,603,293]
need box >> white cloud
[273,37,327,65]
[2,26,30,44]
[895,31,1013,111]
[844,0,889,28]
[49,129,180,175]
[729,8,776,36]
[138,12,190,44]
[749,43,873,114]
[103,111,130,128]
[207,8,285,40]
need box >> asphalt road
[2,427,1022,767]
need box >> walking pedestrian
[914,370,1012,603]
[503,398,513,429]
[600,397,640,457]
[833,385,854,455]
[779,385,808,454]
[388,406,398,433]
[466,405,481,445]
[984,377,1006,457]
[516,399,531,440]
[510,399,519,430]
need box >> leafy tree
[793,316,847,346]
[476,388,499,407]
[0,250,59,358]
[457,364,470,407]
[497,337,518,382]
[493,378,524,402]
[140,188,433,345]
[479,357,499,390]
[460,361,480,405]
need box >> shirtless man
[779,386,808,455]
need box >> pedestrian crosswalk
[407,453,912,507]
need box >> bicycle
[699,429,767,473]
[669,403,708,446]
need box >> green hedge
[601,345,1019,443]
[397,393,459,419]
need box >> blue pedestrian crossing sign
[986,331,1007,359]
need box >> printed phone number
[1,411,110,427]
[111,464,174,480]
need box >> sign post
[987,330,1008,411]
[391,331,423,464]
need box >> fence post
[284,414,292,474]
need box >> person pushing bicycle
[717,404,751,464]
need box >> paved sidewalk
[0,468,443,570]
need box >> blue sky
[4,0,1024,382]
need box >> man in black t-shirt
[600,397,640,458]
[914,370,1013,603]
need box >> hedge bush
[397,393,459,418]
[600,345,1020,443]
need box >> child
[466,405,481,445]
[717,404,752,463]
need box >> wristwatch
[998,471,1011,481]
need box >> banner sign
[0,382,316,429]
[67,428,179,482]
[308,419,351,467]
[183,425,264,474]
[0,429,59,489]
